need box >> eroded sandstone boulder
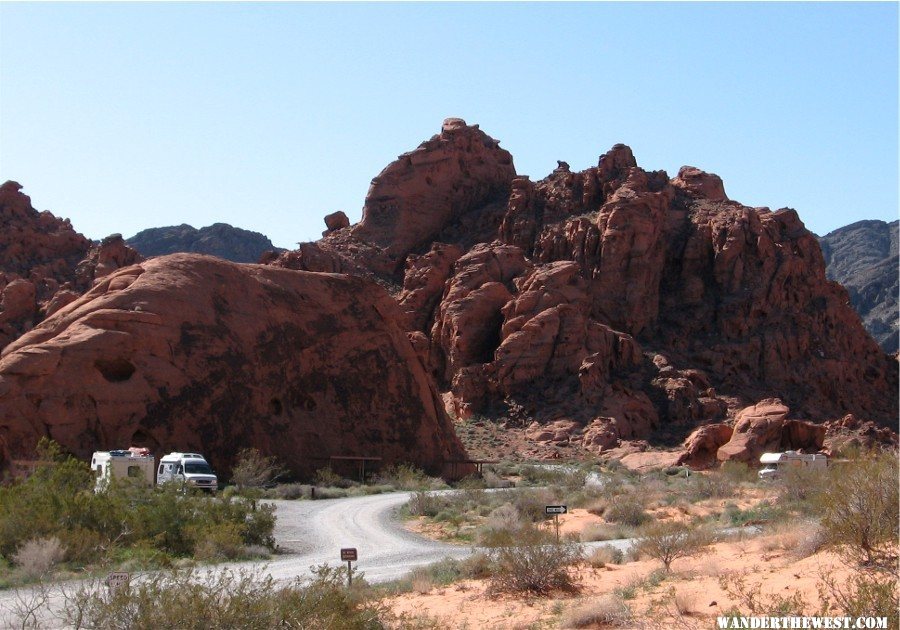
[0,254,468,478]
[350,119,516,274]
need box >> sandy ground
[384,533,850,629]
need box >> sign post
[545,505,567,542]
[340,548,358,588]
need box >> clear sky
[1,2,897,249]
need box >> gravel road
[224,492,475,583]
[0,490,645,627]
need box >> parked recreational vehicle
[157,452,218,492]
[758,451,827,480]
[91,447,155,491]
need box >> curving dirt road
[228,492,475,583]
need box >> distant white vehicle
[758,451,827,480]
[91,448,155,492]
[157,452,218,492]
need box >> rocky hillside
[819,220,898,353]
[127,223,281,263]
[1,121,896,473]
[0,254,465,477]
[272,119,897,459]
[0,182,142,349]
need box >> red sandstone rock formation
[716,399,826,463]
[266,120,897,459]
[4,119,897,470]
[0,184,144,351]
[0,254,467,477]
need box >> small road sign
[340,548,358,562]
[545,505,568,515]
[106,572,129,592]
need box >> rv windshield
[184,462,213,475]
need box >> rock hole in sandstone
[269,397,283,415]
[94,358,136,383]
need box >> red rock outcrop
[263,120,897,462]
[0,182,92,348]
[0,254,468,478]
[716,399,826,463]
[1,184,144,351]
[679,423,733,468]
[343,118,516,275]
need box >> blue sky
[1,2,897,249]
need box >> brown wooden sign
[340,547,358,562]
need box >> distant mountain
[819,219,898,353]
[126,223,282,263]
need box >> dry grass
[12,537,66,579]
[674,590,698,616]
[586,545,623,568]
[560,593,631,628]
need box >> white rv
[157,452,218,492]
[758,451,827,480]
[91,448,155,492]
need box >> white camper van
[758,451,827,480]
[91,448,155,492]
[157,452,218,492]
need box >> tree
[819,450,898,571]
[634,521,709,572]
[231,448,286,491]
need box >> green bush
[604,497,650,527]
[487,526,581,596]
[58,566,384,629]
[818,450,898,570]
[634,521,710,572]
[0,439,276,574]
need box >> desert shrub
[560,593,631,628]
[719,460,756,484]
[686,470,734,501]
[818,450,898,570]
[719,572,807,616]
[580,523,633,542]
[487,526,581,596]
[0,440,276,574]
[189,521,245,561]
[818,570,899,625]
[722,500,786,526]
[509,488,555,522]
[586,545,623,568]
[12,536,66,579]
[778,464,828,511]
[269,483,310,500]
[634,521,709,572]
[673,589,698,616]
[314,467,350,488]
[474,503,524,547]
[60,565,384,629]
[0,439,94,558]
[406,491,443,518]
[604,496,650,527]
[377,464,441,491]
[231,448,286,490]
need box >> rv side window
[158,465,164,475]
[127,466,141,478]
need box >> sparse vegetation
[231,447,287,493]
[486,526,582,596]
[818,449,898,570]
[585,545,623,568]
[56,565,384,629]
[634,521,710,572]
[560,593,631,628]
